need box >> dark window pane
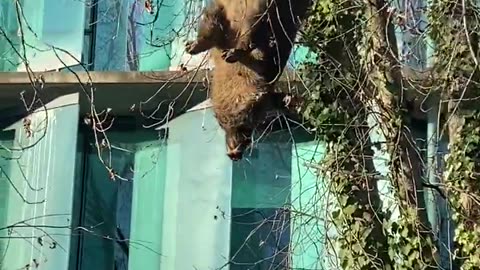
[230,208,291,270]
[76,132,166,270]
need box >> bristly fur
[186,0,312,161]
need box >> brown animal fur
[186,0,312,161]
[186,0,312,82]
[210,49,298,161]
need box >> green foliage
[300,1,395,269]
[299,0,441,268]
[444,112,480,269]
[428,0,480,268]
[300,0,480,268]
[429,0,480,82]
[387,208,437,269]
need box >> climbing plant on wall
[299,1,395,268]
[295,0,480,268]
[429,0,480,268]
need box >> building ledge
[0,70,208,84]
[0,69,306,118]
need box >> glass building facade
[0,0,314,72]
[0,0,454,269]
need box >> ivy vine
[445,112,480,269]
[297,0,449,268]
[429,0,480,268]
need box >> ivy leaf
[402,243,412,255]
[343,204,357,217]
[400,227,410,238]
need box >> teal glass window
[0,131,14,261]
[73,130,166,270]
[0,1,20,71]
[92,0,186,71]
[230,141,293,269]
[0,0,85,71]
[230,131,329,269]
[0,93,80,269]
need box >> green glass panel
[0,1,20,71]
[0,94,80,269]
[138,0,184,71]
[0,131,14,263]
[76,131,164,270]
[169,0,209,70]
[0,0,85,71]
[231,142,292,209]
[159,109,232,269]
[230,131,312,269]
[290,140,333,269]
[229,128,325,269]
[77,148,126,270]
[128,140,167,270]
[68,134,87,270]
[94,0,129,71]
[230,208,291,270]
